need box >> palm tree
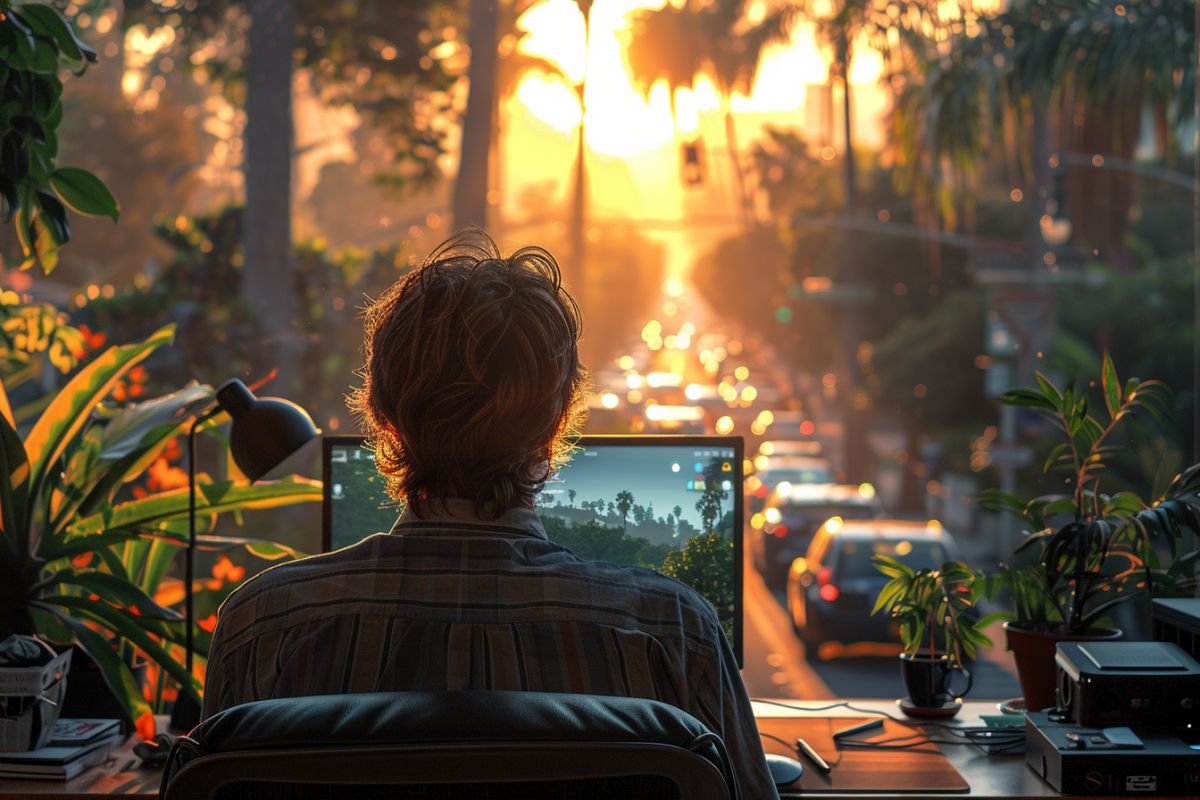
[625,0,794,225]
[893,0,1193,263]
[615,490,635,531]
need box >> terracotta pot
[1005,622,1121,711]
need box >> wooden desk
[0,700,1177,800]
[753,699,1056,799]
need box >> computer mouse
[764,753,804,786]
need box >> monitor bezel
[321,433,745,665]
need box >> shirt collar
[391,498,548,540]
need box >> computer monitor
[322,435,744,662]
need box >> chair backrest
[162,691,736,800]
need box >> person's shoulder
[219,533,386,615]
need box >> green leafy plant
[0,323,321,727]
[872,556,1001,667]
[1,1,119,272]
[979,352,1200,635]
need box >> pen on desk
[794,737,831,772]
[832,719,884,740]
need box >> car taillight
[816,567,838,602]
[772,525,789,539]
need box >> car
[786,519,964,650]
[746,455,839,516]
[748,483,882,586]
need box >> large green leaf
[61,570,181,620]
[0,405,30,550]
[25,324,175,550]
[64,476,322,539]
[49,167,119,221]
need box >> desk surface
[0,701,1181,800]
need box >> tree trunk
[452,0,498,231]
[722,107,751,227]
[243,0,300,391]
[569,74,587,311]
[836,42,870,483]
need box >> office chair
[161,690,737,800]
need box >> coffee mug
[900,652,973,707]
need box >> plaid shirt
[202,500,776,799]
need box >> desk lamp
[170,379,319,731]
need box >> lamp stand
[169,407,219,733]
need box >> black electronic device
[1154,598,1200,660]
[1055,641,1200,727]
[1025,710,1200,795]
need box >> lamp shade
[215,379,319,482]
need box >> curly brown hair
[349,229,588,518]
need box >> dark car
[786,519,963,649]
[748,483,881,587]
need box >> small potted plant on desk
[873,556,1002,718]
[979,354,1200,712]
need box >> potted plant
[872,556,1002,715]
[0,323,321,735]
[979,353,1200,710]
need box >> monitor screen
[323,435,743,660]
[325,440,402,547]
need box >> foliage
[0,0,119,272]
[863,289,988,427]
[76,206,410,427]
[120,0,463,194]
[626,0,794,105]
[541,515,672,574]
[659,531,736,643]
[0,291,85,390]
[892,0,1194,242]
[871,556,1001,667]
[979,353,1200,634]
[0,324,321,727]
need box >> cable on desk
[752,698,1025,756]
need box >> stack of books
[0,718,123,780]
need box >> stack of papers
[0,718,123,780]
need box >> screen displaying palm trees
[536,445,738,641]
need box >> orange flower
[132,486,148,499]
[71,552,94,569]
[112,383,128,403]
[211,556,245,584]
[135,712,156,741]
[198,613,218,633]
[129,366,148,383]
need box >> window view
[1,0,1195,733]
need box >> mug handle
[945,663,973,700]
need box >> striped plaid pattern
[203,501,776,799]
